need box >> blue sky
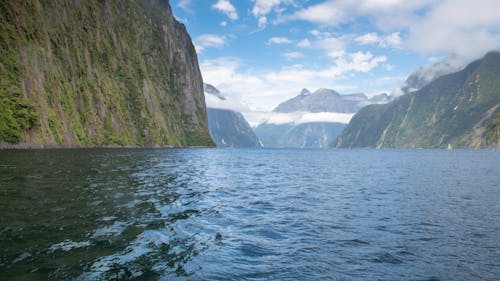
[171,0,500,116]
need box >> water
[0,149,499,280]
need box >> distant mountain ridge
[204,84,261,148]
[274,88,390,113]
[335,51,500,148]
[255,122,346,148]
[254,87,389,148]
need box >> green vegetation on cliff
[334,51,500,148]
[485,112,500,146]
[0,0,214,147]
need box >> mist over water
[0,149,499,280]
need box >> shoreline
[0,145,497,150]
[0,144,215,150]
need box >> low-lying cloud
[205,85,355,127]
[245,111,354,127]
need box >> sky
[171,0,500,124]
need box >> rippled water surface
[0,149,499,280]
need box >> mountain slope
[255,122,346,148]
[207,108,261,148]
[335,51,500,148]
[0,0,213,147]
[204,84,261,148]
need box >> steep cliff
[0,0,214,147]
[334,51,500,148]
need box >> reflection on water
[0,149,499,280]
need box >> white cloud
[298,112,354,124]
[382,32,402,47]
[355,32,402,48]
[246,111,354,126]
[252,0,295,27]
[406,0,500,59]
[205,88,251,113]
[257,17,268,28]
[252,0,285,17]
[319,37,346,58]
[334,51,387,72]
[194,34,227,52]
[263,52,386,89]
[390,53,469,97]
[309,30,322,37]
[355,32,380,45]
[267,37,293,45]
[257,17,267,28]
[285,0,500,59]
[297,38,311,48]
[289,1,344,26]
[285,0,433,28]
[258,112,297,125]
[177,0,191,10]
[200,51,387,115]
[284,52,304,59]
[297,31,348,58]
[213,0,238,20]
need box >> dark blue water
[0,149,499,280]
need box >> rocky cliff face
[0,0,214,147]
[334,51,500,148]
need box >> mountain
[255,87,389,148]
[395,54,465,95]
[274,88,390,113]
[207,109,262,148]
[0,0,213,147]
[334,51,500,148]
[204,84,261,148]
[255,122,346,148]
[369,93,391,103]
